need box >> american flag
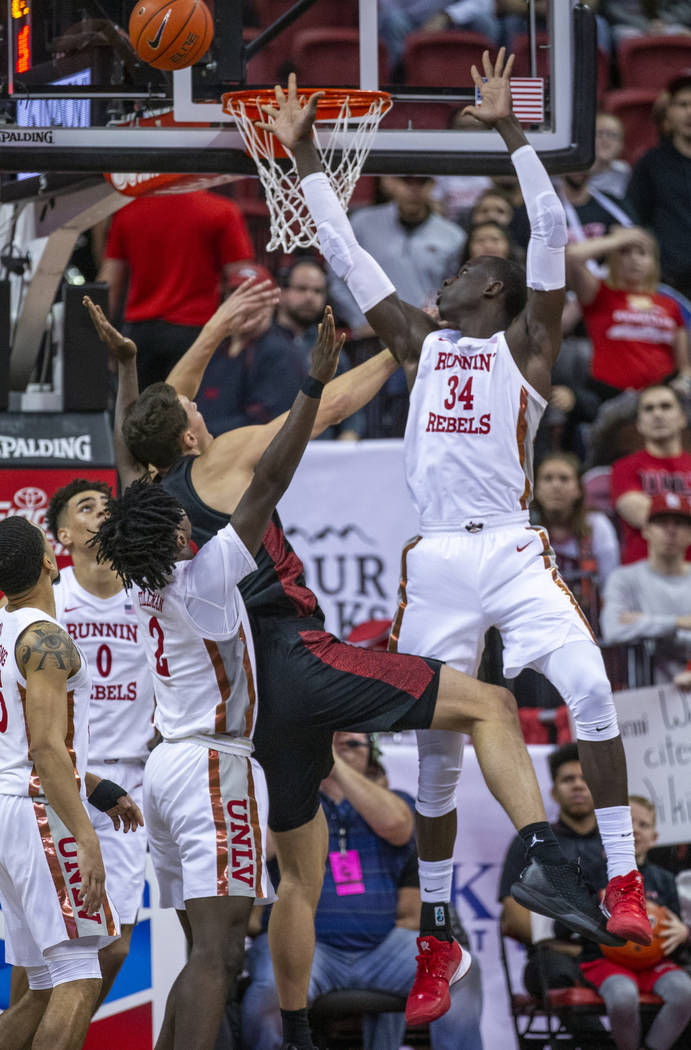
[510,78,545,122]
[474,78,545,124]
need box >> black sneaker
[511,859,626,947]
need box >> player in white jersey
[92,307,345,1050]
[262,55,652,1024]
[45,478,151,1006]
[0,516,119,1050]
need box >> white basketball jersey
[0,606,91,797]
[404,329,547,525]
[134,523,258,748]
[54,568,155,763]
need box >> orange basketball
[601,901,667,971]
[129,0,214,71]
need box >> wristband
[301,375,324,399]
[88,778,127,812]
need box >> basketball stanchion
[222,88,392,253]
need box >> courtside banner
[278,440,417,638]
[612,684,691,847]
[0,412,114,466]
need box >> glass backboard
[0,1,597,180]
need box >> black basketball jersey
[160,455,325,623]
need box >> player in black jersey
[86,293,621,1050]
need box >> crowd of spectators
[14,11,690,1047]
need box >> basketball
[129,0,214,71]
[601,901,667,971]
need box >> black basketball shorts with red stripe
[250,614,442,833]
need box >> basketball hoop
[222,88,392,253]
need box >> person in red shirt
[98,191,254,388]
[565,225,689,401]
[610,384,691,563]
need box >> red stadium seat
[618,34,691,91]
[402,31,494,88]
[291,28,389,87]
[511,34,609,102]
[603,88,660,166]
[252,1,357,31]
[247,3,359,83]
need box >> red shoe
[603,870,652,946]
[405,936,471,1025]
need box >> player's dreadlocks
[92,478,186,592]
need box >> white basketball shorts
[391,520,596,678]
[144,740,274,911]
[87,759,147,926]
[0,794,119,967]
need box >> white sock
[594,805,636,880]
[418,858,454,903]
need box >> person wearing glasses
[241,731,483,1050]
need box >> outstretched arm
[165,277,281,399]
[194,347,399,508]
[257,75,437,371]
[84,295,145,489]
[231,306,345,555]
[463,51,566,383]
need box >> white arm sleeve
[301,172,396,313]
[511,144,567,292]
[183,525,256,638]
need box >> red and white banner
[510,78,545,123]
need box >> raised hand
[210,276,280,339]
[83,295,136,363]
[308,305,345,385]
[256,72,323,153]
[462,48,515,127]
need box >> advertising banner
[613,683,691,846]
[278,440,417,637]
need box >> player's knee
[415,730,462,818]
[569,669,618,742]
[193,936,245,983]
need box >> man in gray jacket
[601,491,691,682]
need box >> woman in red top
[566,226,690,400]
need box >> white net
[223,92,392,253]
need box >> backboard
[0,0,597,180]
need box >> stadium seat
[499,928,662,1049]
[618,35,691,91]
[309,989,430,1049]
[292,28,389,87]
[402,30,493,88]
[510,34,609,102]
[243,28,283,85]
[252,0,357,31]
[603,89,659,166]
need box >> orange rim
[222,88,391,122]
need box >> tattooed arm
[17,622,106,915]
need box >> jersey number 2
[149,617,171,678]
